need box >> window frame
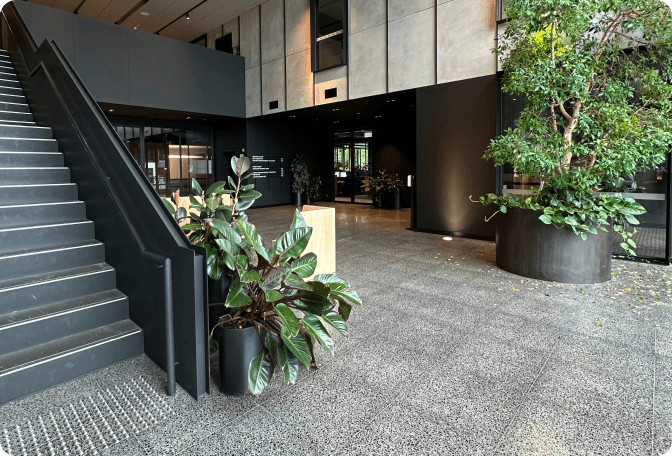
[310,0,348,73]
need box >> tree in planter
[477,0,672,255]
[211,209,361,396]
[290,155,310,199]
[307,176,322,202]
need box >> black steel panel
[128,29,175,112]
[73,15,130,106]
[12,1,76,66]
[415,76,498,239]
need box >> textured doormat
[1,377,174,455]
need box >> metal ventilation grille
[116,0,150,25]
[1,377,174,456]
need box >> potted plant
[474,0,672,283]
[362,176,384,208]
[211,209,361,396]
[380,169,403,210]
[162,156,262,335]
[306,176,322,205]
[290,155,309,206]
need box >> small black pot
[304,194,312,205]
[373,195,383,208]
[384,192,401,209]
[292,192,304,206]
[208,274,232,336]
[218,326,262,395]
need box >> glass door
[333,130,373,204]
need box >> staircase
[0,50,144,405]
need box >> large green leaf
[283,273,312,291]
[235,199,255,211]
[290,209,307,230]
[207,260,223,281]
[322,311,348,337]
[239,190,262,201]
[281,327,311,370]
[330,289,362,306]
[221,252,236,272]
[182,223,202,232]
[236,220,270,261]
[215,238,240,258]
[294,294,333,315]
[189,197,205,211]
[191,178,202,196]
[248,349,272,397]
[226,278,250,307]
[301,313,334,354]
[214,208,233,223]
[236,156,251,176]
[337,298,352,322]
[276,343,299,384]
[275,304,299,336]
[162,198,176,215]
[240,270,263,283]
[313,274,349,291]
[205,181,226,196]
[308,281,330,298]
[290,253,317,278]
[211,219,242,244]
[264,289,284,302]
[271,227,313,259]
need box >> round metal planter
[383,192,401,209]
[495,208,612,284]
[218,326,261,395]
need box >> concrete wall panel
[261,0,285,64]
[349,0,386,35]
[315,65,348,105]
[262,57,286,115]
[349,24,386,99]
[285,0,310,55]
[246,66,262,117]
[240,7,260,69]
[286,49,314,111]
[388,8,436,92]
[206,24,222,50]
[223,17,240,48]
[438,0,496,84]
[388,0,434,21]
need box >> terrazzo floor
[2,202,672,455]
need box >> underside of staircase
[0,50,144,405]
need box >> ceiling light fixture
[186,12,190,19]
[186,116,191,119]
[443,237,453,241]
[109,109,114,112]
[140,11,149,16]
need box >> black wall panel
[13,1,245,118]
[73,15,131,106]
[416,76,498,240]
[128,30,174,111]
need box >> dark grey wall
[416,76,498,239]
[14,1,245,118]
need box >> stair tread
[0,200,82,209]
[0,289,125,329]
[0,219,91,233]
[0,239,101,261]
[0,262,114,292]
[0,319,141,374]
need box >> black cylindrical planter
[496,208,612,284]
[374,195,383,208]
[304,194,312,205]
[384,192,401,209]
[292,192,304,206]
[208,274,232,335]
[218,326,262,395]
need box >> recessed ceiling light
[290,115,296,118]
[443,237,453,241]
[133,26,138,29]
[186,116,191,119]
[140,11,149,16]
[356,112,360,115]
[332,108,339,111]
[109,109,114,112]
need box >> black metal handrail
[0,2,210,397]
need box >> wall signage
[251,156,284,179]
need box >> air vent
[325,88,337,99]
[269,100,279,110]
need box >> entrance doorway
[334,130,373,204]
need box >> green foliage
[482,0,672,253]
[290,155,310,194]
[210,209,360,396]
[162,155,262,280]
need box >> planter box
[496,208,611,284]
[301,205,336,278]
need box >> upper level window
[311,0,348,72]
